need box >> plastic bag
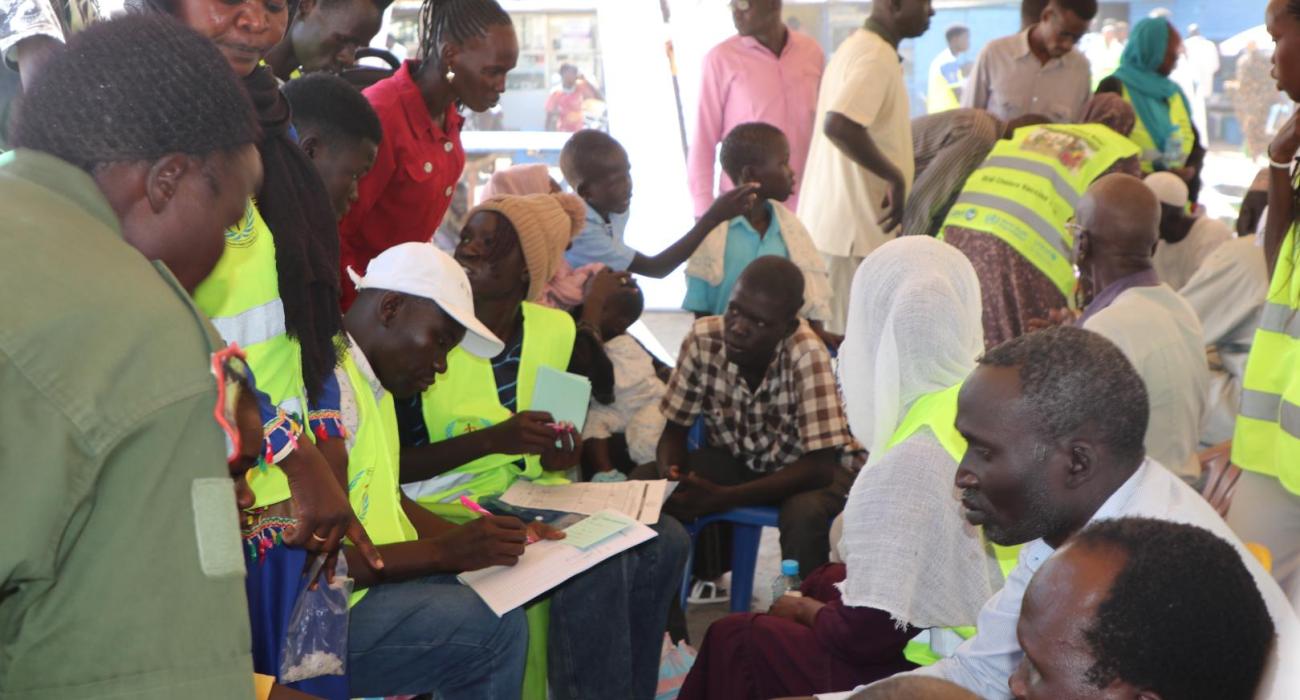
[279,555,352,683]
[655,633,697,700]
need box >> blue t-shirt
[682,203,788,316]
[565,200,636,271]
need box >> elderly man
[1146,170,1233,290]
[963,0,1096,123]
[1073,173,1208,479]
[688,0,823,217]
[798,0,933,333]
[816,326,1297,700]
[1010,517,1276,700]
[647,256,863,578]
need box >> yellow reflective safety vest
[1233,222,1300,496]
[1120,84,1195,174]
[193,199,309,508]
[406,302,576,521]
[941,123,1140,299]
[885,384,1022,667]
[339,350,418,607]
[926,57,961,114]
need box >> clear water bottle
[771,559,802,600]
[1162,133,1184,169]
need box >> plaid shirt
[661,316,865,474]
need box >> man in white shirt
[814,326,1296,700]
[797,0,933,333]
[1179,234,1269,447]
[926,24,969,113]
[962,0,1095,123]
[1075,173,1208,480]
[1146,171,1232,290]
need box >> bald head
[736,255,804,317]
[1077,173,1160,260]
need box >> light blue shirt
[682,202,787,316]
[565,200,636,271]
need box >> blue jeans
[548,515,691,700]
[347,574,527,699]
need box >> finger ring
[311,533,328,542]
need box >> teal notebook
[531,365,593,431]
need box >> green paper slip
[531,365,593,431]
[562,511,635,550]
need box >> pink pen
[459,495,540,544]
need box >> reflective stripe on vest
[887,383,1023,667]
[1233,222,1300,495]
[193,199,310,508]
[941,123,1140,299]
[1120,84,1195,174]
[404,302,577,521]
[340,351,418,607]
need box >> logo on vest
[445,417,494,439]
[225,202,258,248]
[1020,129,1095,173]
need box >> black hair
[417,0,512,62]
[945,24,970,42]
[1021,0,1048,27]
[979,327,1148,466]
[1074,518,1275,700]
[1052,0,1098,21]
[559,62,578,74]
[719,122,786,184]
[605,287,644,324]
[13,14,259,172]
[283,73,383,146]
[559,128,625,191]
[738,255,804,317]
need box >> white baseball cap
[348,242,505,359]
[1144,171,1189,209]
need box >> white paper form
[458,513,657,616]
[499,479,674,524]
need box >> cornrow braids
[13,14,260,171]
[417,0,511,63]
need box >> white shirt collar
[346,335,386,402]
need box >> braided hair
[138,0,345,404]
[12,14,259,171]
[416,0,512,64]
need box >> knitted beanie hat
[470,193,586,302]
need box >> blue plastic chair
[679,505,780,614]
[680,416,784,613]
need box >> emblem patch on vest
[445,417,494,439]
[225,201,258,248]
[1019,129,1095,173]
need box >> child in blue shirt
[560,129,759,277]
[683,122,837,346]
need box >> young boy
[560,129,760,277]
[684,122,837,346]
[582,283,668,480]
[283,73,382,220]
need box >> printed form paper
[499,479,676,524]
[459,511,657,616]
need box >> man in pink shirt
[688,0,824,217]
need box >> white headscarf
[837,236,985,459]
[834,237,999,628]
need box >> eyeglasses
[1064,220,1087,240]
[730,0,752,11]
[210,343,252,465]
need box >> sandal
[686,577,730,605]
